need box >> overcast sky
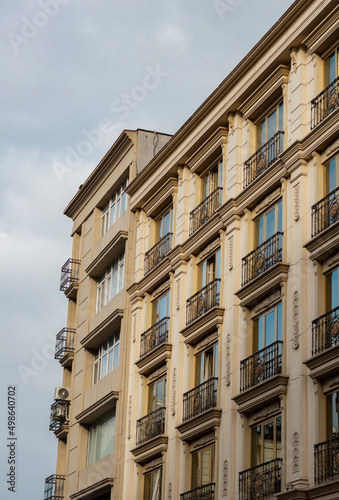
[0,1,296,498]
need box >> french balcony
[239,459,282,500]
[189,187,222,236]
[136,407,166,447]
[44,474,65,500]
[242,233,283,287]
[144,233,172,275]
[311,186,339,238]
[186,279,220,326]
[311,77,339,129]
[60,258,80,297]
[49,400,69,431]
[183,377,218,422]
[240,341,283,393]
[243,131,284,189]
[55,328,75,366]
[140,317,169,358]
[315,437,339,485]
[180,483,215,500]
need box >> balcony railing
[44,474,65,500]
[136,407,166,446]
[144,233,172,275]
[180,483,215,500]
[315,437,339,485]
[55,328,76,360]
[239,459,282,500]
[186,279,220,325]
[311,77,339,129]
[240,341,283,392]
[49,400,70,432]
[183,377,218,422]
[242,232,283,287]
[311,186,339,238]
[60,258,80,292]
[140,317,169,357]
[312,306,339,356]
[243,131,284,188]
[189,187,223,236]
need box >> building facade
[46,1,339,499]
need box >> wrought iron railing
[60,258,80,292]
[240,341,283,392]
[55,328,76,360]
[49,401,70,432]
[242,232,283,287]
[186,279,220,325]
[136,407,166,446]
[312,306,339,356]
[140,317,169,357]
[315,437,339,485]
[144,233,172,275]
[311,186,339,238]
[44,474,65,500]
[183,377,218,422]
[243,132,284,188]
[189,188,223,236]
[180,483,215,500]
[239,459,282,500]
[311,77,339,129]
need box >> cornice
[302,3,339,54]
[186,127,228,173]
[233,375,289,414]
[75,391,119,424]
[69,478,114,500]
[141,177,178,216]
[85,230,128,277]
[176,408,222,442]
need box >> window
[93,330,120,384]
[325,47,339,87]
[255,200,282,246]
[191,444,215,489]
[198,249,221,289]
[87,408,116,465]
[96,252,124,312]
[256,102,284,150]
[101,179,128,237]
[152,289,170,324]
[148,376,166,413]
[325,156,339,194]
[251,416,282,466]
[327,391,339,439]
[144,468,162,500]
[254,304,282,352]
[195,343,218,385]
[201,160,222,199]
[326,268,339,311]
[155,207,173,242]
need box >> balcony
[140,317,169,357]
[312,307,339,356]
[240,341,283,393]
[311,77,339,129]
[242,233,283,287]
[136,407,166,446]
[186,279,220,326]
[44,474,65,500]
[144,233,172,275]
[183,378,218,422]
[180,483,215,500]
[55,328,75,366]
[49,400,69,436]
[60,258,80,297]
[311,186,339,238]
[189,188,222,236]
[239,459,282,500]
[243,132,284,189]
[315,437,339,485]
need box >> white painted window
[96,252,125,312]
[93,330,120,384]
[101,179,128,237]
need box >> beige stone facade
[47,1,339,499]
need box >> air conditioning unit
[54,387,71,401]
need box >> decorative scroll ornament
[290,48,297,73]
[252,402,280,422]
[328,375,339,388]
[192,432,215,449]
[228,236,233,270]
[226,334,231,386]
[325,138,339,158]
[292,291,300,349]
[128,395,132,439]
[132,314,137,343]
[144,457,163,471]
[294,183,300,221]
[176,278,180,310]
[228,113,234,135]
[292,432,300,473]
[327,252,339,268]
[168,483,172,500]
[222,460,228,497]
[171,368,176,416]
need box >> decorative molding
[192,432,215,449]
[149,365,167,382]
[172,368,176,416]
[228,236,233,270]
[177,166,183,186]
[197,238,220,262]
[176,279,180,310]
[144,457,163,471]
[222,460,229,497]
[294,183,300,221]
[228,114,234,135]
[292,291,300,349]
[290,47,298,73]
[195,332,218,353]
[168,483,172,500]
[327,252,339,269]
[132,314,137,343]
[292,432,300,474]
[128,396,132,439]
[135,209,140,227]
[252,402,280,422]
[253,290,281,316]
[152,281,170,300]
[326,138,339,158]
[255,188,281,216]
[328,375,339,388]
[226,333,231,387]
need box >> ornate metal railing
[60,258,80,292]
[311,186,339,238]
[55,328,76,360]
[311,77,339,129]
[136,407,166,446]
[180,483,215,500]
[144,233,172,275]
[242,232,283,287]
[44,474,65,500]
[315,437,339,485]
[189,187,223,235]
[312,306,339,356]
[239,459,282,500]
[183,377,218,422]
[240,341,283,392]
[186,279,220,325]
[243,131,284,188]
[140,317,169,357]
[49,401,70,432]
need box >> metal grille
[49,401,69,432]
[180,483,215,500]
[311,77,339,129]
[314,437,339,485]
[239,459,282,500]
[136,407,166,446]
[44,475,65,500]
[311,186,339,238]
[186,279,220,325]
[240,341,283,392]
[189,188,222,236]
[243,132,284,188]
[140,317,169,357]
[144,233,172,275]
[241,233,283,287]
[60,259,80,291]
[55,328,76,360]
[183,378,218,422]
[312,306,339,356]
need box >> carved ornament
[192,432,215,449]
[197,238,220,263]
[255,188,281,216]
[252,402,280,422]
[292,291,300,349]
[253,290,281,315]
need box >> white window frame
[101,179,128,237]
[96,252,125,312]
[93,330,120,385]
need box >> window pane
[265,310,275,346]
[279,102,284,133]
[278,200,282,233]
[201,449,211,486]
[216,249,221,280]
[163,211,170,236]
[257,316,264,351]
[108,350,114,374]
[257,216,264,246]
[327,158,337,194]
[252,425,262,466]
[277,303,282,341]
[112,260,119,297]
[156,380,164,408]
[257,119,265,149]
[267,110,277,140]
[113,343,119,369]
[110,201,116,226]
[327,392,339,439]
[325,52,336,86]
[121,191,127,214]
[331,269,338,310]
[87,408,115,465]
[263,421,274,463]
[266,208,275,239]
[192,452,200,489]
[119,262,124,291]
[101,354,108,378]
[93,362,99,384]
[276,416,282,458]
[116,197,121,219]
